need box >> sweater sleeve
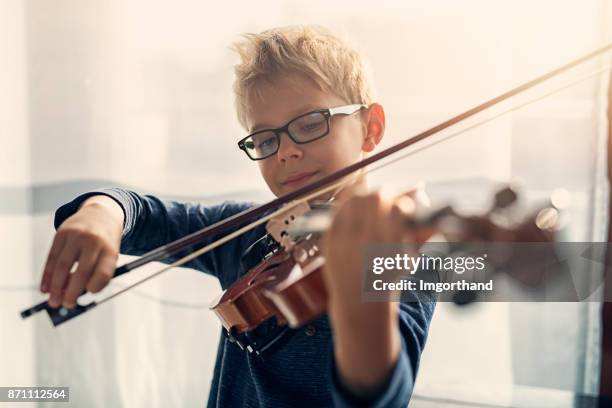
[53,187,257,280]
[329,299,435,408]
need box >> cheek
[258,161,273,181]
[326,133,363,167]
[258,161,281,191]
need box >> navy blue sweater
[54,188,436,408]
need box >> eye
[297,114,326,132]
[301,122,324,132]
[257,137,276,149]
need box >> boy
[40,25,435,407]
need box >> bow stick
[21,42,612,326]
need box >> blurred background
[1,0,611,406]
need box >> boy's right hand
[40,196,124,309]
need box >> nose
[276,131,303,162]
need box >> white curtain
[1,1,610,406]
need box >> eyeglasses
[238,104,366,160]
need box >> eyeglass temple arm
[329,104,367,116]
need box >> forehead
[245,74,347,132]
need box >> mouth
[281,171,320,188]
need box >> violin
[19,42,612,328]
[209,185,562,334]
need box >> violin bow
[20,42,612,326]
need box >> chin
[275,186,290,197]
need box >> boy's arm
[323,190,435,407]
[329,301,434,408]
[53,187,255,277]
[79,195,125,225]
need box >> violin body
[210,230,329,333]
[210,250,291,333]
[263,254,326,328]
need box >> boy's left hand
[320,187,419,398]
[322,187,418,314]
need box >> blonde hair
[232,25,375,130]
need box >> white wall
[1,1,610,406]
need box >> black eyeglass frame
[237,103,367,161]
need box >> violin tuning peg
[535,207,560,232]
[549,188,572,210]
[492,187,518,210]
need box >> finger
[346,192,379,237]
[329,196,360,238]
[62,247,101,308]
[48,239,80,308]
[395,191,436,244]
[390,195,416,242]
[86,249,118,293]
[363,191,393,242]
[405,184,431,208]
[40,233,68,293]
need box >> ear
[361,103,385,153]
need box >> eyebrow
[250,105,322,133]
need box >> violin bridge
[266,201,312,250]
